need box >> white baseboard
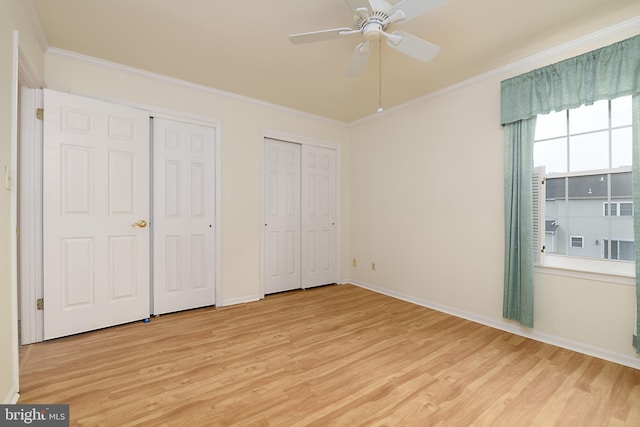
[350,281,640,371]
[219,295,260,308]
[3,383,19,404]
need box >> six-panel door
[43,89,151,340]
[152,117,216,315]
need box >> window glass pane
[535,98,635,265]
[612,127,632,168]
[535,110,566,140]
[569,100,609,134]
[620,202,633,216]
[619,241,635,260]
[534,137,567,173]
[611,240,619,259]
[611,172,631,198]
[563,176,606,258]
[569,131,609,172]
[611,95,632,127]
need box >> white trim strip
[351,280,640,370]
[220,295,260,308]
[41,16,640,127]
[46,47,346,127]
[350,17,640,126]
[2,383,19,404]
[23,0,49,52]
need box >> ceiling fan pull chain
[378,36,384,113]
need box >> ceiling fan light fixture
[363,22,383,40]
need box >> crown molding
[46,47,347,127]
[23,0,49,52]
[349,16,640,126]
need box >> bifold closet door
[152,118,216,315]
[43,89,151,340]
[263,139,301,294]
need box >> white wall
[43,51,351,305]
[0,0,44,404]
[348,22,640,368]
[3,6,639,409]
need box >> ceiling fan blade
[344,0,374,19]
[346,41,371,77]
[389,0,446,24]
[289,28,355,44]
[385,31,440,62]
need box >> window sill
[535,254,635,286]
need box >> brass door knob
[132,219,147,228]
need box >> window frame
[570,236,584,248]
[604,201,634,216]
[533,96,635,280]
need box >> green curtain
[501,34,640,331]
[501,34,640,125]
[633,93,640,352]
[503,118,536,328]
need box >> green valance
[501,33,640,125]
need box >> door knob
[132,219,147,228]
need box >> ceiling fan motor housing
[354,0,392,40]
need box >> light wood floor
[19,284,640,426]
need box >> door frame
[259,129,341,299]
[18,87,44,345]
[18,97,221,343]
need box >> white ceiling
[30,0,640,123]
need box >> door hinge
[36,298,44,311]
[36,108,44,120]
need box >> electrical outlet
[352,258,357,267]
[371,262,376,271]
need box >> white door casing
[152,117,216,314]
[43,89,151,340]
[263,139,301,294]
[301,145,338,288]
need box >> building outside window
[534,95,634,264]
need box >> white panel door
[264,139,301,294]
[153,118,216,314]
[301,145,338,288]
[43,89,150,340]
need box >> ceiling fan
[289,0,446,77]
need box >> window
[570,236,584,248]
[534,95,634,265]
[603,239,635,261]
[604,201,633,216]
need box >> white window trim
[536,254,634,285]
[619,201,633,216]
[570,235,584,248]
[603,202,616,216]
[602,238,635,261]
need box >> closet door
[301,145,338,288]
[263,139,301,294]
[153,118,216,315]
[43,89,150,339]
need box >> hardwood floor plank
[18,284,640,426]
